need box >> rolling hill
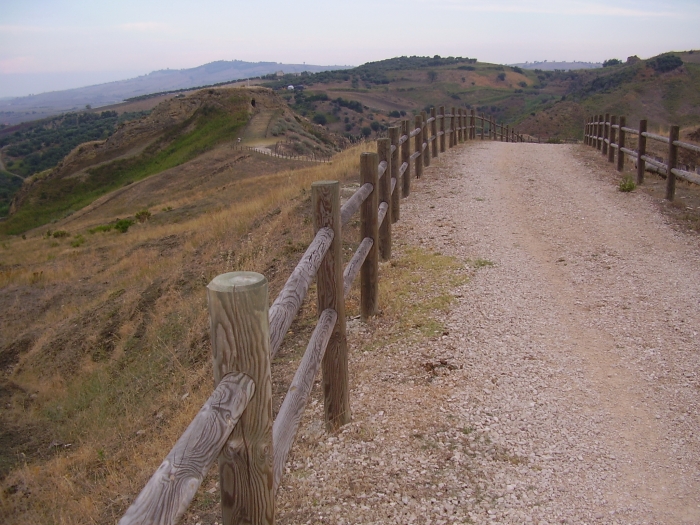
[0,60,351,126]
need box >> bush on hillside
[647,55,683,73]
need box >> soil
[260,142,700,524]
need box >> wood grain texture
[207,272,273,525]
[360,153,379,320]
[637,119,647,185]
[377,202,389,228]
[119,373,255,525]
[421,111,430,168]
[470,110,475,140]
[340,182,373,227]
[269,227,333,358]
[343,237,373,297]
[431,108,438,158]
[608,116,617,163]
[377,160,388,180]
[439,106,446,152]
[401,119,411,198]
[272,308,337,491]
[312,181,350,432]
[377,138,392,261]
[389,126,400,223]
[602,113,610,156]
[450,107,456,147]
[666,125,679,201]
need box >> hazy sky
[1,0,699,98]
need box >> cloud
[117,22,169,32]
[435,0,687,17]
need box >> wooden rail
[120,104,525,525]
[585,114,700,200]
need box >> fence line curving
[119,105,526,525]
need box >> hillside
[259,52,700,141]
[0,60,351,125]
[1,87,345,234]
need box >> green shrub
[114,219,134,233]
[88,224,113,234]
[619,176,636,192]
[135,209,151,223]
[70,235,85,247]
[52,230,70,238]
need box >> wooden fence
[584,114,700,200]
[118,105,524,525]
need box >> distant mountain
[510,61,602,71]
[0,60,351,125]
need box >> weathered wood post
[597,115,604,151]
[617,116,626,172]
[360,153,379,319]
[505,124,510,143]
[457,109,463,143]
[492,117,497,141]
[207,272,274,525]
[461,109,467,142]
[637,119,647,185]
[421,110,430,168]
[480,113,485,140]
[377,138,392,260]
[312,181,350,430]
[666,125,680,201]
[608,116,617,163]
[430,107,438,158]
[414,114,423,179]
[602,113,610,156]
[401,119,411,197]
[389,126,400,222]
[470,109,475,140]
[439,106,446,152]
[454,109,459,144]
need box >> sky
[1,0,699,98]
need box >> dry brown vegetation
[0,142,372,524]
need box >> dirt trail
[274,142,700,525]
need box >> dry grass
[0,145,367,524]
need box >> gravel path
[275,143,700,525]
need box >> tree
[603,58,622,67]
[361,126,372,138]
[427,70,438,82]
[370,121,381,135]
[312,113,327,125]
[497,73,506,81]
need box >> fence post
[666,125,680,201]
[461,109,467,142]
[401,119,411,197]
[360,153,379,319]
[389,126,400,222]
[608,116,617,163]
[207,272,274,525]
[377,138,392,260]
[312,181,350,430]
[421,110,430,168]
[450,106,458,148]
[430,107,438,158]
[415,114,423,179]
[480,113,485,140]
[585,117,590,146]
[617,116,626,172]
[602,113,610,156]
[637,119,647,185]
[470,109,475,140]
[439,106,446,152]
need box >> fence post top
[361,151,378,159]
[208,272,267,293]
[311,180,339,188]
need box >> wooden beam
[119,373,255,525]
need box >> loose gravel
[272,142,700,525]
